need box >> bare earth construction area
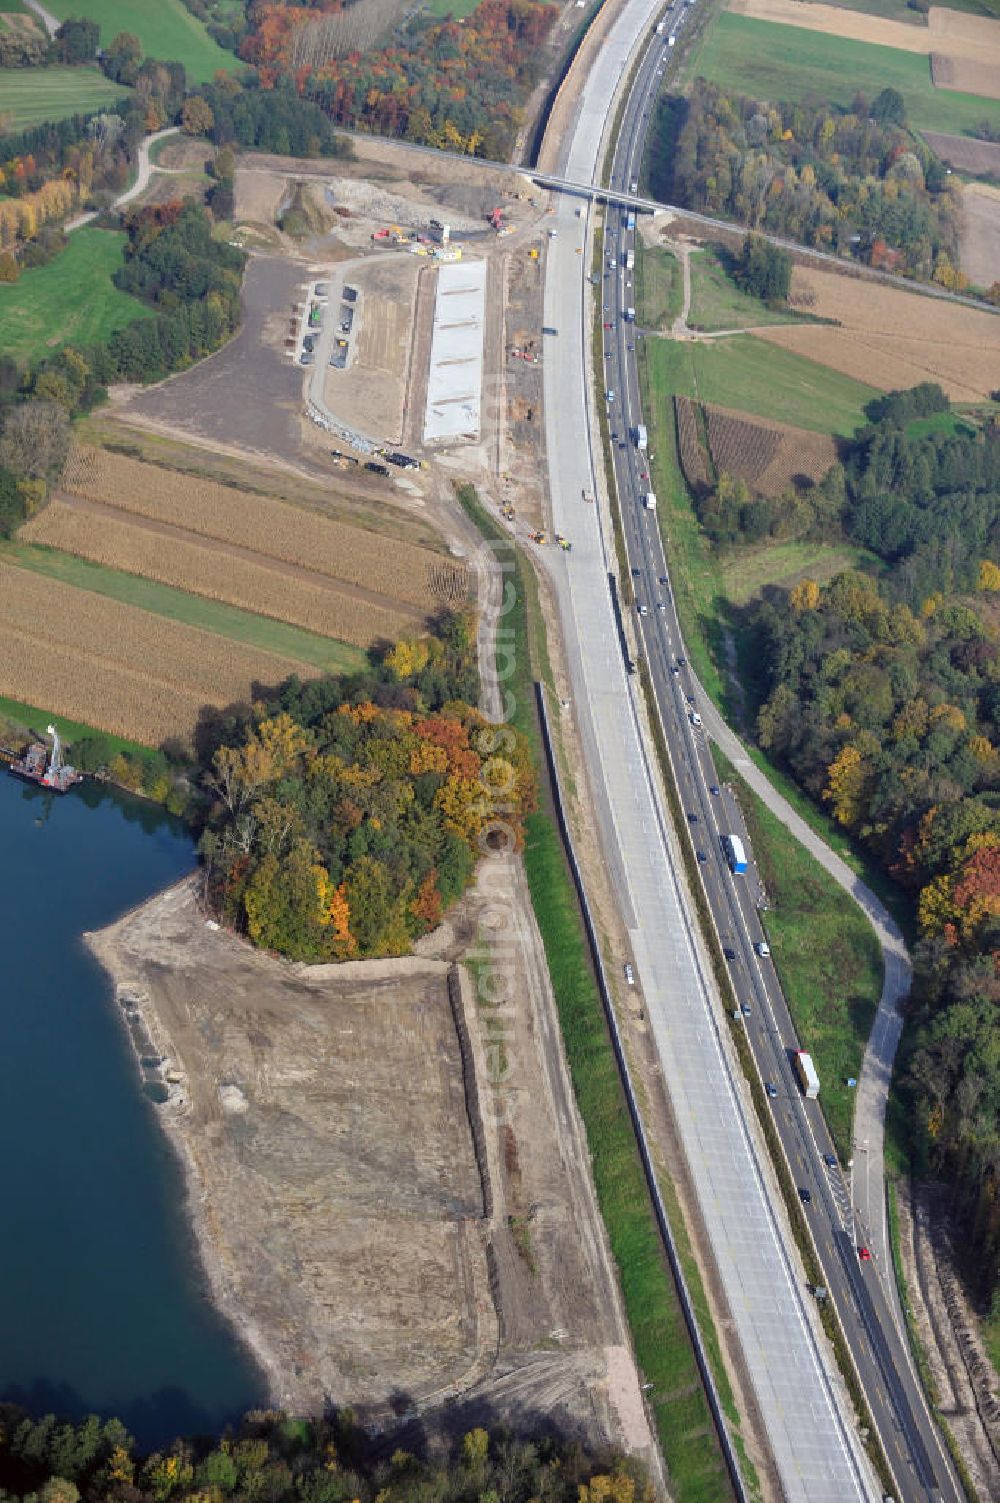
[86,870,649,1455]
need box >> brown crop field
[20,499,419,648]
[923,132,1000,177]
[958,184,1000,288]
[762,267,1000,400]
[0,561,319,744]
[704,405,837,495]
[61,446,468,613]
[931,53,1000,101]
[674,396,711,491]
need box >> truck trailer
[793,1050,820,1099]
[625,248,635,271]
[633,423,648,450]
[722,833,747,873]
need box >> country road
[65,127,181,234]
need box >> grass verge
[713,748,882,1160]
[686,13,1000,137]
[0,229,150,366]
[635,245,683,330]
[0,541,365,675]
[455,482,737,1503]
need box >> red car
[858,1246,871,1262]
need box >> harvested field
[62,445,468,612]
[20,499,419,648]
[727,0,928,50]
[0,561,318,744]
[704,405,838,494]
[761,266,1000,400]
[674,395,711,491]
[923,132,1000,176]
[931,53,1000,100]
[959,184,1000,287]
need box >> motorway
[540,2,883,1498]
[595,9,964,1503]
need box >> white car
[624,962,635,985]
[755,941,770,958]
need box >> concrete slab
[423,259,486,444]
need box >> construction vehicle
[10,724,81,794]
[528,530,547,544]
[555,534,572,551]
[501,503,515,520]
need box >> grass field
[424,0,482,16]
[0,65,127,128]
[0,541,366,675]
[716,752,883,1159]
[0,229,149,365]
[635,245,683,329]
[644,333,878,436]
[456,485,748,1503]
[687,13,1000,134]
[719,540,876,605]
[687,247,804,332]
[45,0,239,83]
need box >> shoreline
[85,878,288,1416]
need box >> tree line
[658,79,965,285]
[0,1405,648,1503]
[726,391,1000,1295]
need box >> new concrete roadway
[592,10,964,1501]
[540,1,879,1498]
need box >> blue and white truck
[722,833,747,874]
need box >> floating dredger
[9,724,81,793]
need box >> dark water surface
[0,773,265,1444]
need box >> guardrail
[533,680,748,1503]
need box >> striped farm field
[61,446,468,613]
[21,499,420,648]
[0,560,320,745]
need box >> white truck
[644,492,657,510]
[625,248,635,271]
[793,1050,820,1100]
[633,423,648,450]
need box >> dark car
[696,850,707,862]
[798,1187,812,1205]
[678,655,687,666]
[740,1001,751,1017]
[631,566,641,577]
[710,784,720,796]
[823,1153,837,1169]
[687,811,698,823]
[723,946,736,961]
[766,1082,778,1099]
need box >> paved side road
[65,127,181,234]
[23,0,58,37]
[697,693,910,1282]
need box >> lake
[0,771,265,1445]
